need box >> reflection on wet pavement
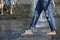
[0,17,60,40]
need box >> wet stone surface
[0,17,60,40]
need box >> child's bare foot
[21,29,33,35]
[47,31,56,35]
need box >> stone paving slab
[0,18,60,40]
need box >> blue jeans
[5,0,14,5]
[29,0,56,31]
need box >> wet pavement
[0,17,60,40]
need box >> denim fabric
[5,0,14,5]
[30,0,56,30]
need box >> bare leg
[1,4,3,15]
[10,5,13,14]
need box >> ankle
[51,29,56,32]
